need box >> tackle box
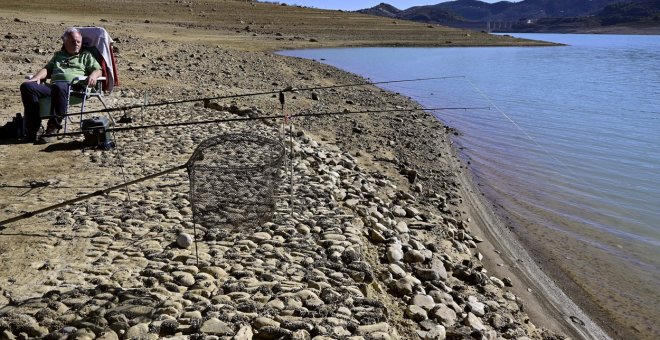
[81,116,114,149]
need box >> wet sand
[475,175,659,339]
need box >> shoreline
[0,2,615,338]
[278,57,611,339]
[280,52,613,339]
[282,44,647,338]
[468,157,658,340]
[452,156,611,339]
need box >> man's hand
[86,75,98,87]
[24,68,47,83]
[86,69,102,87]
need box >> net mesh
[188,133,285,230]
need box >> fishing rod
[47,106,490,138]
[61,76,465,118]
[5,105,489,227]
[0,164,187,228]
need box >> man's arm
[86,69,102,87]
[26,52,56,83]
[24,68,48,83]
[82,50,102,87]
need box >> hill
[356,2,402,17]
[598,0,660,25]
[358,0,660,33]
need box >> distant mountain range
[357,0,660,33]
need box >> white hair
[62,27,80,42]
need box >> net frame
[187,133,285,231]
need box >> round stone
[406,305,428,321]
[468,301,486,317]
[412,294,436,311]
[404,249,426,263]
[387,245,404,263]
[173,271,196,287]
[176,233,194,248]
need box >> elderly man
[20,27,101,143]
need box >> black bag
[0,113,25,140]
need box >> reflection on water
[280,34,660,337]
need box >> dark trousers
[20,81,70,139]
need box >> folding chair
[36,27,119,134]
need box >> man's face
[64,32,82,55]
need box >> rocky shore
[1,93,555,339]
[0,2,608,339]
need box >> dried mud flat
[0,1,608,340]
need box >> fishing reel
[118,113,134,124]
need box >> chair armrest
[72,76,106,83]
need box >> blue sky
[273,1,521,11]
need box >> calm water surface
[280,34,660,336]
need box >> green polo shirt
[45,49,101,83]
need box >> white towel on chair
[76,27,116,93]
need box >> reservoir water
[280,34,660,338]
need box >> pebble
[490,276,505,288]
[390,277,414,297]
[296,224,311,235]
[415,264,445,281]
[386,244,404,263]
[431,258,449,281]
[425,325,446,340]
[125,323,152,340]
[406,305,429,321]
[393,207,407,217]
[252,316,280,329]
[251,232,272,242]
[173,271,196,287]
[404,249,426,263]
[431,304,457,326]
[490,314,506,329]
[96,330,119,340]
[200,318,233,335]
[412,294,436,311]
[405,206,421,217]
[234,325,254,340]
[468,300,486,317]
[176,233,194,248]
[292,329,311,339]
[357,322,389,335]
[344,199,360,207]
[257,326,292,339]
[465,312,486,331]
[74,328,99,339]
[389,263,407,279]
[266,299,285,310]
[394,221,409,233]
[369,228,387,243]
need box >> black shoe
[36,128,58,144]
[18,134,37,143]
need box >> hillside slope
[358,0,660,33]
